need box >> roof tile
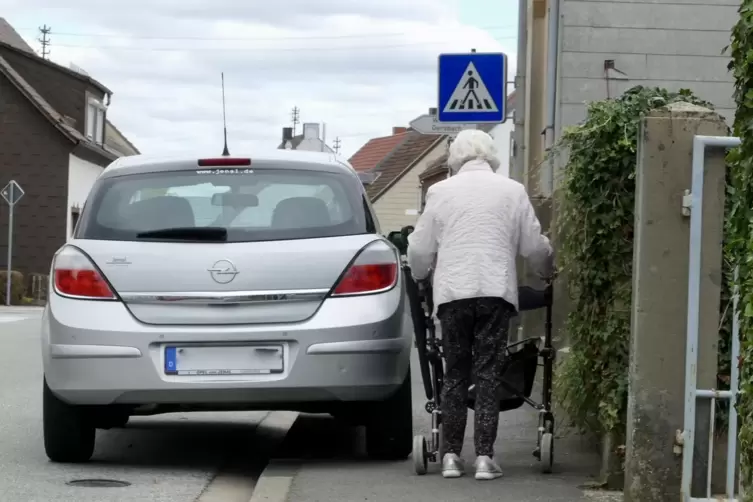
[349,133,407,172]
[0,54,116,161]
[0,18,34,54]
[366,132,443,201]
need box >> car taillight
[332,241,399,296]
[197,158,251,167]
[53,246,116,300]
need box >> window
[76,164,376,242]
[86,96,106,144]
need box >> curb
[196,411,299,502]
[248,461,300,502]
[247,412,299,502]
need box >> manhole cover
[66,479,131,488]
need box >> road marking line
[248,461,300,502]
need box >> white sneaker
[441,453,465,478]
[474,455,503,480]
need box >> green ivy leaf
[549,85,735,469]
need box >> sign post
[2,180,25,306]
[437,52,507,124]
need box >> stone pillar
[624,103,727,501]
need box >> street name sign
[409,114,476,135]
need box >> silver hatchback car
[41,150,413,463]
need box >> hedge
[552,86,726,444]
[0,270,25,305]
[728,1,753,496]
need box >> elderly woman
[407,129,553,481]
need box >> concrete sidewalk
[268,356,622,502]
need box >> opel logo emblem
[208,259,239,284]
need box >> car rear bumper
[42,289,412,407]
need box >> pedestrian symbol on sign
[442,62,499,113]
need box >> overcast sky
[5,0,517,158]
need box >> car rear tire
[365,370,413,460]
[43,379,95,463]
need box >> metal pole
[681,135,741,499]
[543,0,561,197]
[729,266,741,498]
[5,183,13,306]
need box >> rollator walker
[388,228,557,475]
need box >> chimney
[392,127,407,135]
[282,127,293,142]
[303,123,320,140]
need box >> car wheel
[43,379,95,463]
[365,370,413,460]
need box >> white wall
[558,0,738,132]
[66,154,104,238]
[295,138,335,153]
[372,138,448,232]
[489,120,514,177]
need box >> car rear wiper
[136,227,228,241]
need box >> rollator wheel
[540,433,554,474]
[413,435,428,475]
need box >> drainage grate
[66,479,131,488]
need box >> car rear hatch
[64,157,394,325]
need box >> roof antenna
[221,72,230,156]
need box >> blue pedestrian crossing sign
[437,52,507,124]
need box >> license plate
[164,345,284,376]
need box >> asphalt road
[0,309,292,502]
[1,307,621,502]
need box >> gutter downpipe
[543,0,561,196]
[522,0,534,190]
[511,0,528,184]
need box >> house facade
[278,123,334,153]
[0,27,137,279]
[367,133,446,233]
[513,0,738,198]
[510,0,739,348]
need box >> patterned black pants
[437,297,515,457]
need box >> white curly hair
[447,129,500,174]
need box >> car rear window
[76,166,375,242]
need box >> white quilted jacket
[406,159,552,312]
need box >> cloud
[5,0,516,158]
